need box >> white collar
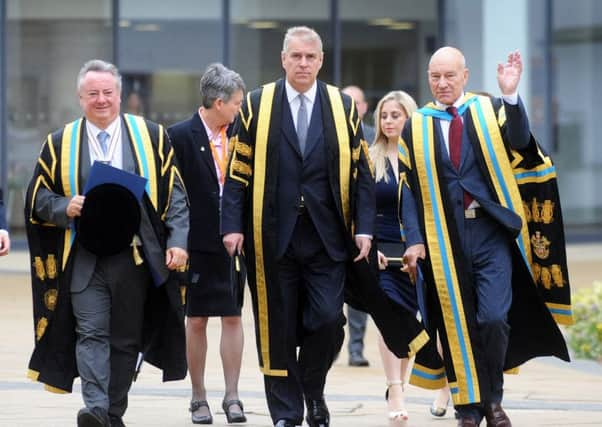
[86,116,121,162]
[86,116,121,138]
[435,92,466,110]
[285,79,317,104]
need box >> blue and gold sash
[409,105,480,404]
[409,94,533,404]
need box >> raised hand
[497,50,522,95]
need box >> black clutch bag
[378,242,405,268]
[230,253,246,309]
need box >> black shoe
[189,400,213,424]
[484,402,512,427]
[77,407,110,427]
[305,397,330,427]
[109,414,126,427]
[222,398,247,423]
[348,353,370,367]
[274,420,296,427]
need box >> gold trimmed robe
[222,79,428,376]
[401,94,570,405]
[25,114,188,392]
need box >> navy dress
[376,159,418,314]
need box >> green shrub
[566,281,602,360]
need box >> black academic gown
[25,115,188,392]
[222,78,430,377]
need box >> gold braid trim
[232,159,252,177]
[361,139,375,178]
[235,141,253,158]
[240,91,254,131]
[352,145,361,162]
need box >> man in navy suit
[0,188,9,256]
[222,26,375,427]
[402,47,536,427]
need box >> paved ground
[1,244,601,426]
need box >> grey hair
[282,26,323,53]
[200,63,246,109]
[77,59,122,92]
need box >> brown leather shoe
[457,417,479,427]
[484,403,512,427]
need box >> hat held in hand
[77,161,147,256]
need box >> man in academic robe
[25,59,189,427]
[221,26,375,427]
[401,47,571,427]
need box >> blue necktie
[98,131,110,156]
[296,94,308,154]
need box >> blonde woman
[369,90,418,426]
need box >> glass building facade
[1,0,601,238]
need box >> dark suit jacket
[168,113,234,253]
[277,89,350,260]
[222,78,376,255]
[403,97,530,246]
[0,188,6,230]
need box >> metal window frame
[0,0,6,192]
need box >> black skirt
[186,250,242,317]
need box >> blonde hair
[369,90,418,183]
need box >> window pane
[550,0,602,228]
[6,0,112,232]
[118,0,221,126]
[230,0,331,90]
[340,0,438,127]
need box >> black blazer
[168,113,233,253]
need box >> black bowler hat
[77,161,147,256]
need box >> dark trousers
[264,213,346,424]
[455,215,512,422]
[71,248,150,418]
[346,306,367,356]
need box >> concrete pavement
[1,244,601,426]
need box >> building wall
[1,0,600,234]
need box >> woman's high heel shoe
[385,380,408,425]
[430,386,450,418]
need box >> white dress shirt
[199,113,229,196]
[434,92,517,209]
[285,79,317,131]
[435,92,518,156]
[86,117,123,169]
